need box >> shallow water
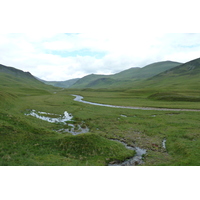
[57,123,90,135]
[25,109,89,135]
[25,108,146,165]
[72,94,200,112]
[109,139,147,166]
[162,138,167,149]
[25,110,73,124]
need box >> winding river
[72,94,200,165]
[26,94,184,166]
[72,94,200,112]
[72,94,149,165]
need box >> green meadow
[0,87,136,166]
[1,58,200,166]
[1,84,200,165]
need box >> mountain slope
[0,64,41,80]
[0,64,55,96]
[133,57,200,91]
[70,61,181,89]
[110,67,141,80]
[70,74,106,88]
[38,78,80,88]
[135,61,182,78]
[154,57,200,77]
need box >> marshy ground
[1,88,200,166]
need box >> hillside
[0,64,55,95]
[154,57,200,77]
[70,74,106,88]
[70,61,181,89]
[39,78,80,88]
[145,57,200,90]
[134,61,182,78]
[0,64,37,80]
[0,64,135,166]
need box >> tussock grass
[1,72,200,165]
[149,92,200,102]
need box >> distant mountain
[136,57,200,91]
[111,61,182,80]
[110,67,141,80]
[38,78,80,88]
[154,57,200,77]
[70,61,181,89]
[132,61,182,78]
[70,74,106,88]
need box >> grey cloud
[0,33,200,81]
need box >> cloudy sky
[1,1,200,81]
[0,33,200,81]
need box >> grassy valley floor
[1,88,200,165]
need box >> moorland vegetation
[1,58,200,166]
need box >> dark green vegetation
[37,61,181,88]
[1,57,200,166]
[69,61,181,89]
[0,64,135,166]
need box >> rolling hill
[124,57,200,102]
[154,57,200,77]
[70,61,181,89]
[0,63,55,96]
[37,78,80,88]
[0,64,37,80]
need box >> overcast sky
[1,1,200,81]
[0,33,200,81]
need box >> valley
[0,57,200,166]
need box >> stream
[25,108,147,166]
[23,94,178,165]
[109,140,146,166]
[72,94,200,112]
[26,94,161,166]
[25,110,88,135]
[72,94,148,165]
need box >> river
[72,94,200,112]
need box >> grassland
[1,67,200,166]
[64,88,200,166]
[0,86,136,166]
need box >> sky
[1,1,200,82]
[0,33,200,81]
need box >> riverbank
[72,94,200,112]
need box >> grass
[65,89,200,166]
[0,87,135,165]
[1,73,200,165]
[149,92,200,102]
[69,88,200,109]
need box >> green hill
[134,61,182,78]
[154,57,200,77]
[110,67,141,80]
[70,61,181,89]
[141,57,200,90]
[0,63,134,166]
[0,64,56,96]
[70,74,106,88]
[39,78,80,88]
[128,57,200,101]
